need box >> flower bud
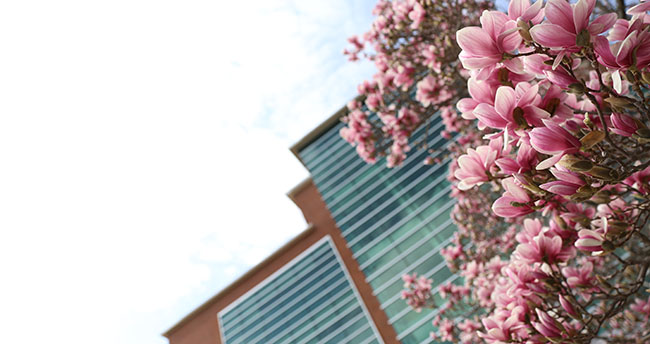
[568,83,586,95]
[642,71,650,85]
[559,295,579,318]
[517,19,532,41]
[580,130,606,150]
[588,165,618,181]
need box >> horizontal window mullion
[365,218,455,281]
[276,293,358,344]
[353,186,454,260]
[325,131,448,214]
[222,254,337,332]
[312,311,366,344]
[341,168,449,239]
[226,270,346,343]
[318,117,445,202]
[372,235,453,296]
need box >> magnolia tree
[342,0,650,342]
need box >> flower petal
[530,23,577,48]
[457,26,500,56]
[545,0,576,33]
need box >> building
[163,105,456,344]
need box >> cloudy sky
[0,1,376,343]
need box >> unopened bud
[589,166,618,181]
[636,128,650,138]
[590,190,611,204]
[604,96,632,108]
[517,19,532,41]
[571,185,596,201]
[608,220,629,234]
[580,130,606,150]
[570,160,594,172]
[642,71,650,85]
[568,83,586,95]
[601,240,615,251]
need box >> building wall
[297,115,458,344]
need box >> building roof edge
[289,97,359,166]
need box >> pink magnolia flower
[595,32,650,71]
[457,77,496,121]
[496,141,538,174]
[574,229,604,252]
[416,75,451,107]
[478,308,528,342]
[408,1,426,29]
[473,83,549,131]
[544,67,579,89]
[623,165,650,194]
[529,121,581,169]
[532,308,565,339]
[438,318,454,342]
[454,145,499,190]
[610,113,638,137]
[515,232,564,264]
[456,10,522,70]
[559,295,578,318]
[493,177,534,217]
[401,273,433,312]
[540,167,586,196]
[529,0,617,49]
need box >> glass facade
[299,115,457,344]
[218,237,382,344]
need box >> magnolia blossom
[493,177,534,217]
[529,0,617,50]
[454,145,499,190]
[456,10,521,71]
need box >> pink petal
[468,78,495,103]
[545,0,576,33]
[459,52,502,70]
[628,1,650,15]
[457,27,500,56]
[497,21,523,53]
[474,103,509,129]
[540,181,579,195]
[616,31,638,67]
[593,36,618,69]
[522,0,544,23]
[493,196,533,217]
[550,168,584,185]
[588,13,617,36]
[530,23,577,48]
[480,10,509,40]
[536,153,564,170]
[503,178,530,202]
[573,0,594,33]
[508,0,528,19]
[457,98,478,115]
[495,86,517,120]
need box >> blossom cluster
[345,0,650,342]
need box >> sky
[0,1,377,343]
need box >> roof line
[162,224,316,338]
[289,96,361,167]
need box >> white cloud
[0,1,377,343]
